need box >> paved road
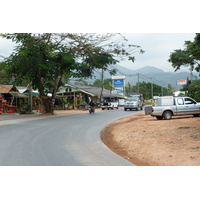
[0,108,141,166]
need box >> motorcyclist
[89,100,95,112]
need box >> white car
[101,101,118,110]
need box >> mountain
[110,65,199,90]
[135,66,165,74]
[70,65,199,90]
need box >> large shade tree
[168,33,200,101]
[0,33,144,113]
[168,33,200,74]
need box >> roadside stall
[0,85,29,114]
[0,94,3,114]
[0,85,19,113]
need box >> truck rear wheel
[156,116,163,120]
[163,111,172,120]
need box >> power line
[112,65,169,87]
[0,54,6,59]
[139,73,168,87]
[95,66,170,89]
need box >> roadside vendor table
[7,105,16,113]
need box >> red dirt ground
[101,113,200,166]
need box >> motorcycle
[89,106,95,114]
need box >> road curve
[0,108,141,166]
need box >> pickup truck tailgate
[144,106,152,115]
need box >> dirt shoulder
[101,113,200,166]
[0,109,102,125]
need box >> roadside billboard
[112,87,124,94]
[177,80,187,85]
[112,76,125,96]
[113,79,124,86]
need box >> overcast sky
[0,1,198,74]
[0,33,196,73]
[119,33,196,72]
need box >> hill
[70,65,199,90]
[102,65,199,90]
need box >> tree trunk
[41,96,51,113]
[38,71,52,114]
[51,76,63,114]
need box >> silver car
[124,97,143,111]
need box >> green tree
[93,79,101,87]
[104,79,113,91]
[0,63,12,84]
[187,80,200,101]
[168,33,200,73]
[166,84,174,95]
[125,81,171,99]
[93,78,113,90]
[0,33,143,113]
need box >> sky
[0,1,198,75]
[0,33,196,73]
[119,33,196,72]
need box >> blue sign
[114,79,124,86]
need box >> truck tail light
[152,107,154,113]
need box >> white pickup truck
[145,96,200,120]
[101,97,119,110]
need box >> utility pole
[161,81,163,96]
[190,65,193,82]
[100,67,104,102]
[28,81,33,113]
[137,73,140,94]
[151,78,154,99]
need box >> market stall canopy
[10,92,28,98]
[23,93,39,96]
[0,85,19,93]
[0,85,30,98]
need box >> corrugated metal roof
[62,83,103,96]
[16,86,39,94]
[60,83,124,98]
